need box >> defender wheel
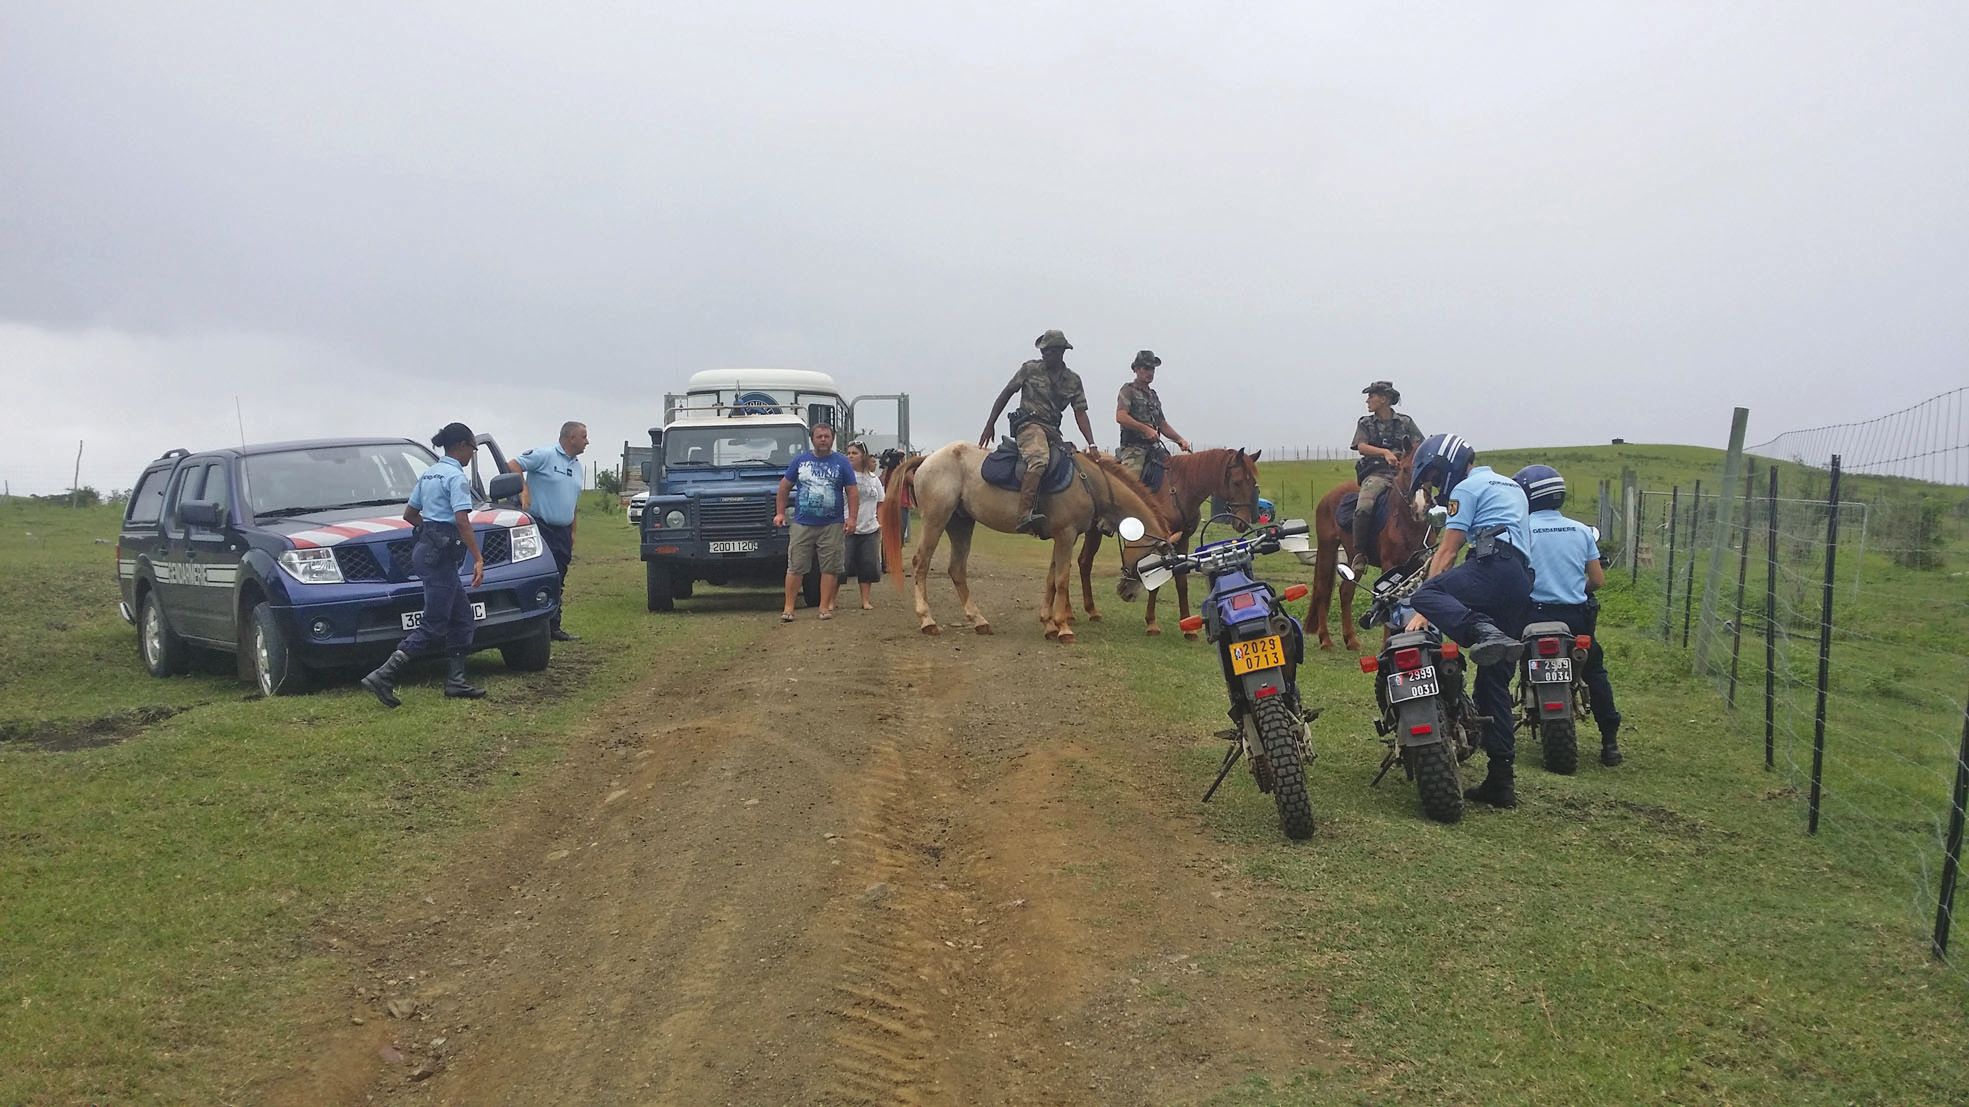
[1412,739,1465,824]
[646,560,675,612]
[673,572,694,600]
[137,590,191,677]
[1539,717,1579,775]
[248,601,310,696]
[500,625,552,672]
[1253,696,1315,840]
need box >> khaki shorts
[788,521,846,576]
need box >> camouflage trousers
[1016,423,1057,474]
[1114,444,1152,481]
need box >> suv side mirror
[640,461,654,485]
[488,472,524,503]
[179,500,223,529]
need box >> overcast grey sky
[3,1,1965,494]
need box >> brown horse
[881,443,1174,643]
[1309,451,1428,652]
[1076,448,1263,638]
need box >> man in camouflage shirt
[1349,381,1423,574]
[978,329,1098,535]
[1114,350,1191,484]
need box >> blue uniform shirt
[1527,508,1598,604]
[1443,465,1530,553]
[515,443,582,526]
[783,450,858,526]
[409,456,474,520]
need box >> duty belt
[416,522,463,547]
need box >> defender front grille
[697,499,776,540]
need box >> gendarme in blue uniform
[1527,508,1595,605]
[397,456,477,656]
[1443,466,1531,553]
[408,455,474,520]
[514,444,581,527]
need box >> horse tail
[881,454,924,594]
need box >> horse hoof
[1318,641,1335,651]
[975,623,993,635]
[1044,627,1059,640]
[1183,631,1199,642]
[1146,625,1162,637]
[1058,631,1076,645]
[1087,612,1103,622]
[921,624,941,636]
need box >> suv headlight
[509,523,543,562]
[278,547,344,584]
[663,509,687,529]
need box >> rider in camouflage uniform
[1114,350,1191,482]
[979,329,1098,535]
[1349,381,1423,574]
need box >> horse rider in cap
[1349,380,1424,574]
[1114,350,1191,483]
[979,329,1098,536]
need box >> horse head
[1218,448,1263,528]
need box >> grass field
[4,444,1967,1104]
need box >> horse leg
[1078,529,1103,621]
[1340,575,1361,653]
[944,515,991,634]
[1174,539,1198,641]
[1050,537,1077,644]
[1311,535,1339,649]
[1144,582,1162,636]
[912,508,953,635]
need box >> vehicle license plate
[1230,635,1286,675]
[1390,664,1439,702]
[1528,657,1574,683]
[402,603,486,630]
[709,540,760,554]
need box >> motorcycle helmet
[1513,465,1566,512]
[1410,433,1476,498]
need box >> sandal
[818,610,834,621]
[779,611,795,623]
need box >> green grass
[0,494,768,1104]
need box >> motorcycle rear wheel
[1539,717,1579,776]
[1253,697,1315,840]
[1411,739,1464,824]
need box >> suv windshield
[242,443,440,517]
[665,425,810,468]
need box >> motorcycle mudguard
[1236,665,1293,706]
[1394,697,1447,747]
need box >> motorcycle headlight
[664,509,687,529]
[509,523,543,562]
[278,547,344,585]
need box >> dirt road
[261,559,1333,1105]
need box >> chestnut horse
[1309,451,1428,652]
[1076,448,1263,638]
[882,443,1174,643]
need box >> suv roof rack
[668,401,804,419]
[156,448,191,461]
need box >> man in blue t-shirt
[1517,465,1624,766]
[774,423,860,621]
[506,420,587,640]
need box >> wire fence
[1627,389,1969,972]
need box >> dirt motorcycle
[1341,508,1486,824]
[1125,513,1320,840]
[1517,618,1595,775]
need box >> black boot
[361,650,411,708]
[443,652,486,699]
[1600,719,1624,766]
[1349,512,1374,575]
[1465,617,1523,668]
[1464,757,1517,809]
[1015,468,1049,537]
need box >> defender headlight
[509,523,543,562]
[663,509,687,529]
[278,547,344,584]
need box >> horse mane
[1084,452,1174,533]
[1164,447,1253,497]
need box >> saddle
[981,437,1077,495]
[1334,491,1393,566]
[1138,444,1167,492]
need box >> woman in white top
[843,443,887,610]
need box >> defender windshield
[242,443,440,517]
[665,426,810,468]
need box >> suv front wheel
[138,590,191,677]
[248,602,310,696]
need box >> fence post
[1764,465,1779,770]
[1934,682,1969,960]
[1808,456,1842,835]
[1662,486,1680,639]
[1621,468,1639,575]
[1695,407,1750,674]
[1726,460,1755,708]
[1597,478,1612,550]
[1681,479,1700,648]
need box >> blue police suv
[117,436,564,696]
